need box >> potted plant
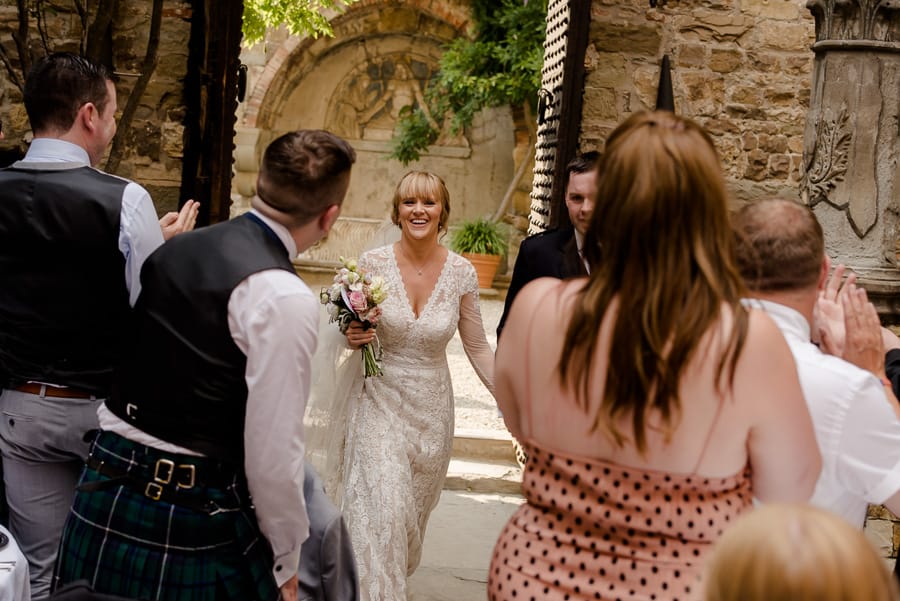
[450,217,508,289]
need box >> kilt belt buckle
[144,459,197,501]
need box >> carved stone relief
[326,54,468,149]
[807,0,900,42]
[802,106,852,215]
[803,0,900,312]
[232,6,516,269]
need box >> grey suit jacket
[299,463,359,601]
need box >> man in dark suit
[497,151,599,338]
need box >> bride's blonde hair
[391,171,450,232]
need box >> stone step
[452,428,516,463]
[444,457,522,496]
[447,429,522,495]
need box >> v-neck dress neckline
[390,244,451,320]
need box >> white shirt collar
[574,229,585,253]
[744,298,811,343]
[23,138,91,165]
[248,208,298,258]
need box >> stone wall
[0,0,191,215]
[583,0,815,204]
[583,0,900,564]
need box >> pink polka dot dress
[488,441,752,601]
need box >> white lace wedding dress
[309,244,494,601]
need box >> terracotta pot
[462,252,502,289]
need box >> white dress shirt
[753,299,900,527]
[100,209,314,586]
[20,138,164,305]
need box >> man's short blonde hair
[704,504,899,601]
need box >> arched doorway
[233,2,516,264]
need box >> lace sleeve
[456,256,495,396]
[459,292,495,396]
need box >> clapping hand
[160,199,200,240]
[840,282,885,376]
[814,261,856,356]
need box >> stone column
[802,0,900,315]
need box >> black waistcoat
[0,164,129,394]
[107,214,297,462]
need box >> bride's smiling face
[398,196,442,241]
[391,172,451,240]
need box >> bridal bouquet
[320,256,389,377]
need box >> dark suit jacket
[299,464,359,601]
[496,228,586,338]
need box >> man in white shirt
[54,130,356,601]
[0,52,197,599]
[732,198,900,527]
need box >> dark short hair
[24,52,113,134]
[732,198,824,292]
[566,151,600,181]
[256,130,356,225]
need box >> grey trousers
[0,388,100,601]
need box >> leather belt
[81,455,240,515]
[13,382,96,399]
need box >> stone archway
[233,2,516,264]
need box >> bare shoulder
[508,277,580,326]
[731,306,798,405]
[743,306,789,349]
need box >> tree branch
[12,0,31,78]
[35,0,52,56]
[104,0,162,173]
[85,0,117,62]
[72,0,89,53]
[491,102,535,223]
[0,43,23,93]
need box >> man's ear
[817,254,831,292]
[319,204,341,235]
[78,102,98,133]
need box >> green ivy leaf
[389,0,548,165]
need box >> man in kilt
[54,130,356,601]
[0,52,197,600]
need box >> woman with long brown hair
[488,111,820,601]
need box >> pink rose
[362,306,382,325]
[348,290,368,314]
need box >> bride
[311,170,495,600]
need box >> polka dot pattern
[488,442,752,601]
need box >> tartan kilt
[54,432,280,601]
